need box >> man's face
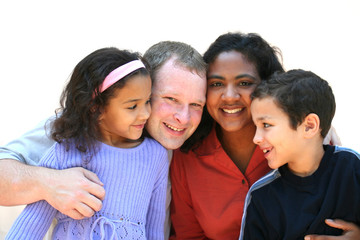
[146,58,206,149]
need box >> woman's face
[206,50,261,133]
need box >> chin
[267,160,279,170]
[161,141,182,150]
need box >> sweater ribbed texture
[6,137,168,240]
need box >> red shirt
[170,127,270,240]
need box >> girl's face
[206,50,261,133]
[99,74,152,148]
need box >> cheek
[152,101,173,119]
[242,89,254,104]
[206,90,219,111]
[190,109,203,126]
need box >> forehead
[112,75,151,99]
[251,97,286,120]
[153,59,206,99]
[209,51,260,79]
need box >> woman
[169,32,359,239]
[170,32,282,239]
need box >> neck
[100,136,143,148]
[288,141,325,177]
[217,122,256,147]
[216,123,257,173]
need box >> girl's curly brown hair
[51,47,149,156]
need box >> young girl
[6,47,168,240]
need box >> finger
[304,234,338,240]
[80,193,103,213]
[65,209,85,220]
[80,169,106,201]
[73,201,97,218]
[82,168,104,186]
[325,219,357,231]
[86,181,106,201]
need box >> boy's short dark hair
[252,69,336,138]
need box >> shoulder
[331,145,360,166]
[333,145,360,158]
[172,128,219,165]
[50,140,85,168]
[241,169,282,231]
[144,137,164,147]
[248,169,281,195]
[143,137,167,155]
[171,148,200,172]
[142,137,168,164]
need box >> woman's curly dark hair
[180,32,284,153]
[51,47,149,155]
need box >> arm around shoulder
[0,159,51,205]
[0,117,56,206]
[0,117,105,219]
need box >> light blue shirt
[0,117,55,165]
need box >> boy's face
[251,96,304,170]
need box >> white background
[0,0,359,152]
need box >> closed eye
[128,104,137,110]
[165,97,177,102]
[190,102,204,109]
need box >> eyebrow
[123,94,151,104]
[207,73,258,80]
[254,116,271,122]
[195,98,206,105]
[161,91,205,105]
[123,99,140,104]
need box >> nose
[253,128,263,145]
[174,105,190,124]
[222,84,240,100]
[140,104,151,121]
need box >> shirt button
[242,179,246,184]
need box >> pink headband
[99,60,146,93]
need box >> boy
[239,69,360,239]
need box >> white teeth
[222,108,243,114]
[165,123,183,132]
[263,149,269,153]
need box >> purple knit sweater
[6,137,168,240]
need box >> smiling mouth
[164,123,185,132]
[263,149,270,154]
[133,124,145,129]
[222,108,243,114]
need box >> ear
[303,113,321,139]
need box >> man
[0,41,207,238]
